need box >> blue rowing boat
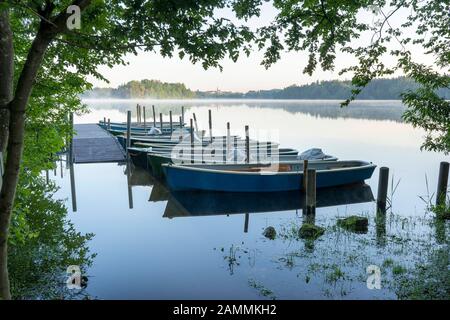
[162,161,376,192]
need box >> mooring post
[377,167,389,214]
[305,169,316,215]
[126,111,132,160]
[303,160,309,191]
[179,116,183,142]
[143,106,147,134]
[190,118,194,163]
[233,136,238,164]
[436,161,449,206]
[193,113,199,133]
[136,104,140,123]
[169,110,173,134]
[103,117,106,127]
[208,109,213,143]
[226,122,231,160]
[181,106,185,125]
[152,105,156,127]
[222,135,226,163]
[107,118,111,130]
[159,113,163,131]
[245,125,250,164]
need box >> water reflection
[82,99,406,122]
[164,183,374,219]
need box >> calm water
[53,99,449,299]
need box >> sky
[89,2,434,93]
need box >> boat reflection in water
[163,183,374,218]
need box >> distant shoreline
[81,77,450,100]
[81,98,405,102]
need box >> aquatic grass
[419,174,450,220]
[215,185,449,299]
[248,279,277,300]
[221,209,447,299]
[386,175,401,214]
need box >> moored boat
[145,148,303,176]
[162,160,376,192]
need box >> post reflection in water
[163,183,375,233]
[244,214,249,233]
[69,158,77,213]
[126,160,134,209]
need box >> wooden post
[136,104,140,123]
[226,122,231,160]
[143,106,147,134]
[126,111,132,159]
[193,113,199,133]
[152,105,156,127]
[169,111,173,134]
[159,113,163,131]
[303,160,309,191]
[305,169,316,215]
[436,161,449,206]
[222,135,226,163]
[208,109,213,143]
[181,106,185,125]
[233,136,238,164]
[190,118,194,163]
[245,125,250,164]
[377,167,389,214]
[107,118,111,130]
[179,116,183,142]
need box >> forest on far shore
[82,77,450,100]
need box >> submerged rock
[263,226,277,240]
[337,216,369,233]
[298,223,325,240]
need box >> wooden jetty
[72,124,126,163]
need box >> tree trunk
[0,3,13,300]
[0,29,52,300]
[0,0,92,300]
[0,3,13,154]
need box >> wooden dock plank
[73,124,126,163]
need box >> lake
[53,99,449,299]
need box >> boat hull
[163,161,376,192]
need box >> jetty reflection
[163,183,374,218]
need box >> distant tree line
[83,77,450,100]
[83,79,196,99]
